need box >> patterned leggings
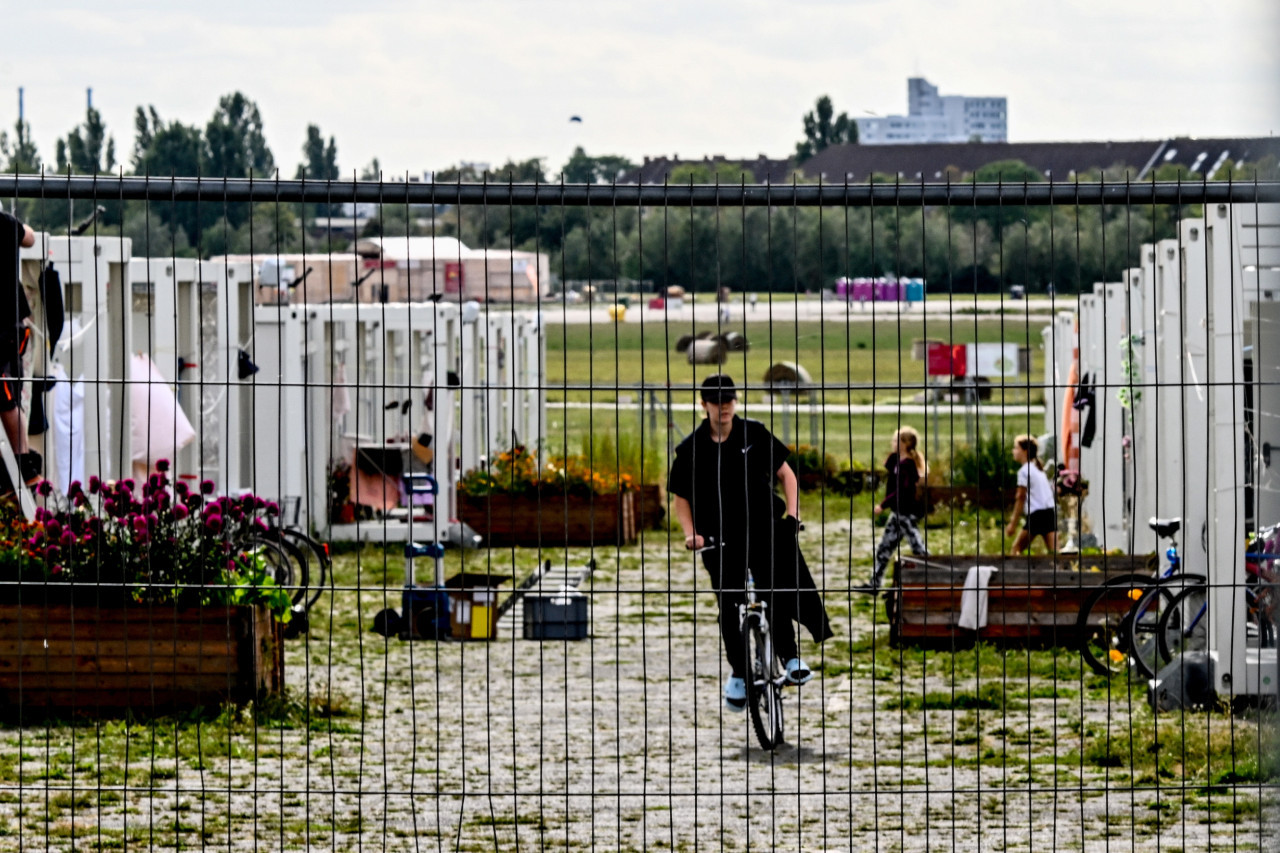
[871,513,928,587]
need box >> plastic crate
[523,593,590,640]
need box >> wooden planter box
[458,492,638,547]
[635,484,666,531]
[888,553,1154,647]
[0,603,284,712]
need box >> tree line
[0,92,1273,293]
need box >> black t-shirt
[0,211,26,363]
[668,416,790,550]
[883,453,923,518]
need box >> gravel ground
[0,519,1275,851]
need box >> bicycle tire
[248,533,307,604]
[277,527,331,611]
[256,529,313,606]
[742,612,784,750]
[1157,583,1208,663]
[1127,574,1205,679]
[1076,573,1153,677]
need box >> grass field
[541,315,1049,480]
[544,317,1047,406]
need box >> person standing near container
[858,426,929,594]
[0,205,40,488]
[669,374,833,713]
[1005,434,1057,553]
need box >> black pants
[703,547,800,678]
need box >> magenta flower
[88,475,102,494]
[156,459,170,472]
[200,479,215,495]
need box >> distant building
[856,78,1008,145]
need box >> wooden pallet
[888,554,1154,647]
[0,603,283,712]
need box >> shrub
[950,430,1020,489]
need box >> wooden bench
[888,554,1154,647]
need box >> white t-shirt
[1017,462,1055,513]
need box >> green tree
[560,147,634,183]
[0,117,41,174]
[297,124,338,181]
[204,92,274,179]
[56,107,115,175]
[795,95,857,163]
[296,124,340,216]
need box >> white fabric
[1017,462,1056,513]
[50,362,85,491]
[130,353,196,465]
[957,565,999,631]
[332,362,350,421]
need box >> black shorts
[1025,508,1056,537]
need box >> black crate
[523,594,590,640]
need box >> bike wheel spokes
[1128,585,1176,679]
[1159,584,1209,661]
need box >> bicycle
[696,535,799,751]
[1075,517,1205,678]
[1156,523,1280,662]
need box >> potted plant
[0,461,291,712]
[457,445,641,546]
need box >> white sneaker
[785,658,813,685]
[723,677,747,712]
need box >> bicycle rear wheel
[742,612,784,750]
[1157,583,1209,662]
[1076,574,1152,677]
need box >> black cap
[700,374,737,403]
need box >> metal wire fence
[0,173,1275,851]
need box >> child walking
[1005,434,1057,553]
[859,426,929,594]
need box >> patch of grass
[881,682,1022,712]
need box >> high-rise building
[856,78,1007,145]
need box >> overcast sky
[3,0,1278,178]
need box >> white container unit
[1078,282,1134,550]
[129,257,253,490]
[21,235,132,491]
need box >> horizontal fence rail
[1,173,1279,206]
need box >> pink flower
[156,459,170,472]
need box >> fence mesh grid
[0,174,1274,851]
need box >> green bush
[950,430,1020,489]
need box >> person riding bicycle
[669,374,833,713]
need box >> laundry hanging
[1074,371,1098,448]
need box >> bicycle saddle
[1148,517,1181,538]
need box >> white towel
[957,565,999,631]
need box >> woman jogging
[669,374,833,713]
[858,426,929,594]
[1005,434,1057,553]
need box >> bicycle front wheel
[742,613,784,750]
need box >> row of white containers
[17,236,544,545]
[1042,202,1280,698]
